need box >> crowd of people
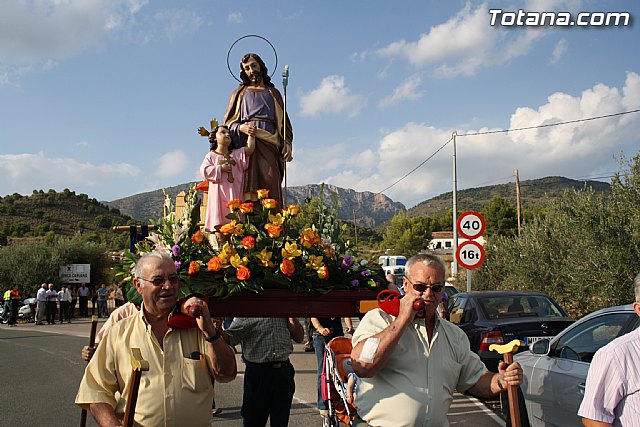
[1,282,128,327]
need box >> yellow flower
[257,189,270,199]
[268,213,285,226]
[323,244,336,258]
[256,248,275,267]
[281,241,302,260]
[261,198,278,209]
[283,205,301,217]
[306,254,324,270]
[230,253,249,269]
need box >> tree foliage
[0,234,112,297]
[475,152,640,317]
[380,212,433,257]
[482,195,517,237]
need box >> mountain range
[105,176,611,228]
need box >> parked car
[514,304,639,427]
[448,290,575,372]
[444,282,459,299]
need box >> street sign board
[60,264,91,283]
[455,240,485,270]
[457,211,486,240]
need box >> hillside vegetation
[0,189,137,249]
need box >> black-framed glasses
[138,275,179,286]
[404,276,444,293]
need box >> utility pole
[353,208,358,250]
[452,132,458,276]
[515,168,522,238]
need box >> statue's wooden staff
[80,316,99,427]
[490,340,524,427]
[282,65,289,206]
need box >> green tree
[380,212,432,257]
[475,152,640,317]
[482,195,517,237]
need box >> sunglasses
[138,275,179,286]
[405,276,444,293]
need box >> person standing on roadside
[7,285,20,326]
[35,283,47,325]
[78,283,90,317]
[58,285,72,324]
[45,283,58,325]
[97,284,109,318]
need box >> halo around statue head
[227,34,278,83]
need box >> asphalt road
[0,318,505,427]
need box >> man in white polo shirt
[578,273,640,427]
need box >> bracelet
[205,328,221,343]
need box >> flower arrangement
[114,184,385,301]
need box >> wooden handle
[122,348,149,427]
[504,352,521,427]
[80,316,100,427]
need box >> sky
[1,0,639,210]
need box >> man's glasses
[404,276,444,293]
[138,275,179,286]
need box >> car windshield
[478,295,564,320]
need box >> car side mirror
[531,338,550,355]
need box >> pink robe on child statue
[199,148,249,232]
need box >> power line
[337,109,640,218]
[457,109,640,137]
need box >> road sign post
[456,211,486,292]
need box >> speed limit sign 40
[456,240,485,270]
[457,211,486,240]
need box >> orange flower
[241,235,256,250]
[283,205,301,217]
[236,265,251,281]
[239,202,254,214]
[226,199,241,211]
[300,228,322,248]
[220,220,244,236]
[188,261,200,275]
[191,229,204,244]
[257,189,270,199]
[323,244,336,258]
[261,198,278,209]
[265,224,282,238]
[280,258,295,276]
[317,265,329,280]
[207,256,221,272]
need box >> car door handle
[578,383,586,395]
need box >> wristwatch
[205,328,221,343]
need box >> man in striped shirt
[578,273,640,427]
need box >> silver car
[514,304,640,427]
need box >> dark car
[515,304,639,427]
[448,290,575,372]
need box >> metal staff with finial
[282,64,289,206]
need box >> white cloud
[371,2,583,77]
[293,73,640,208]
[299,75,366,118]
[228,11,243,24]
[153,9,203,40]
[550,38,568,64]
[0,0,147,64]
[379,74,424,108]
[0,152,139,198]
[156,150,189,178]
